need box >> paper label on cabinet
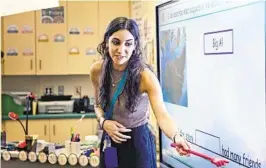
[85,48,96,56]
[21,25,33,33]
[54,33,65,42]
[7,48,18,56]
[23,48,34,56]
[7,25,19,33]
[69,27,80,35]
[83,27,94,35]
[38,33,49,42]
[69,47,80,55]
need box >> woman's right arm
[89,61,105,127]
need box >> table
[1,159,99,168]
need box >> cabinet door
[49,118,97,144]
[67,1,99,75]
[28,120,50,142]
[4,120,26,142]
[78,118,98,141]
[1,17,4,74]
[35,2,68,75]
[3,11,36,75]
[99,1,130,39]
[49,119,75,144]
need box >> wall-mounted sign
[21,25,33,33]
[85,48,96,56]
[69,47,79,55]
[7,48,18,56]
[7,25,19,33]
[38,33,49,42]
[41,6,64,24]
[22,48,34,56]
[69,27,80,35]
[83,27,94,35]
[54,33,65,42]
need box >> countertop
[2,113,97,120]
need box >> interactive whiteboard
[156,0,266,168]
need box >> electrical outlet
[58,86,64,95]
[44,86,54,95]
[74,86,82,96]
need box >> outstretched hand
[103,120,131,143]
[173,135,190,156]
[171,141,229,167]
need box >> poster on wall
[156,1,266,168]
[41,6,64,24]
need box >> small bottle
[83,96,89,112]
[1,131,6,147]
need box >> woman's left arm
[140,68,190,155]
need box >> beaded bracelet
[101,119,108,130]
[172,131,182,143]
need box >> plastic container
[2,93,24,116]
[65,140,81,155]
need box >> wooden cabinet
[4,120,26,142]
[1,1,131,75]
[99,1,130,38]
[35,2,68,75]
[3,118,98,144]
[49,118,98,144]
[67,1,99,75]
[2,11,36,75]
[28,120,50,142]
[1,17,4,74]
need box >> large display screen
[156,0,266,168]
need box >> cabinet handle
[30,60,33,70]
[39,60,42,70]
[53,125,55,136]
[44,125,47,136]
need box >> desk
[1,159,98,168]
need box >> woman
[90,17,190,168]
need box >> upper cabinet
[1,1,131,76]
[35,2,68,75]
[2,11,36,75]
[67,1,99,75]
[99,1,130,38]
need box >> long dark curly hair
[97,17,149,112]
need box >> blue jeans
[100,123,157,168]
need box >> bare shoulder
[140,67,159,92]
[141,67,155,80]
[90,60,103,85]
[90,60,103,76]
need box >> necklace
[110,71,122,87]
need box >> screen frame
[155,0,180,167]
